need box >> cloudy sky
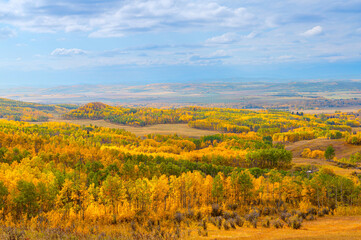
[0,0,361,86]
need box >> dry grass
[297,107,361,114]
[285,138,361,175]
[192,216,361,240]
[285,138,361,159]
[292,158,360,175]
[44,119,220,138]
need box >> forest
[1,101,361,239]
[0,98,76,122]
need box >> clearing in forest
[286,138,361,175]
[47,119,220,138]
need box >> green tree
[237,171,254,205]
[212,174,224,203]
[0,181,9,220]
[101,174,126,223]
[325,145,335,160]
[14,180,38,219]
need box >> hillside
[65,101,358,133]
[2,100,361,238]
[0,98,75,122]
[0,114,361,238]
[6,81,361,109]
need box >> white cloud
[302,26,323,37]
[205,31,258,45]
[0,27,16,39]
[210,49,229,57]
[206,32,239,44]
[51,48,87,56]
[0,0,256,37]
[245,31,257,39]
[88,2,255,37]
[277,55,294,61]
[88,30,124,38]
[0,0,360,70]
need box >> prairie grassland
[46,119,220,138]
[193,216,361,240]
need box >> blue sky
[0,0,361,87]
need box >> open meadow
[195,215,361,240]
[46,119,220,138]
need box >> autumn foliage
[0,103,361,238]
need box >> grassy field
[286,138,361,175]
[46,119,220,138]
[285,138,361,159]
[298,107,361,114]
[194,216,361,240]
[3,215,361,240]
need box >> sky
[0,0,361,87]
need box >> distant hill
[0,98,76,122]
[3,80,361,109]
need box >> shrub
[210,217,217,227]
[174,212,183,224]
[280,211,291,222]
[291,210,305,219]
[231,211,239,219]
[186,209,194,219]
[245,209,259,228]
[197,228,208,237]
[195,211,202,221]
[235,216,245,227]
[272,218,284,228]
[130,221,137,232]
[199,220,207,231]
[262,217,271,228]
[223,220,230,230]
[227,204,238,211]
[211,203,222,217]
[223,211,232,220]
[317,210,324,217]
[146,219,155,231]
[262,206,272,216]
[229,219,236,229]
[306,214,317,221]
[321,207,329,215]
[288,215,302,229]
[302,148,325,159]
[307,208,317,216]
[325,145,335,160]
[216,216,223,229]
[2,227,25,240]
